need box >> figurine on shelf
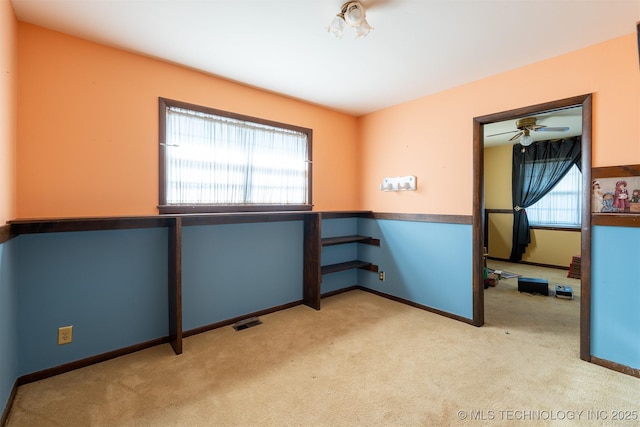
[591,180,604,213]
[613,180,630,210]
[631,189,640,203]
[601,192,619,212]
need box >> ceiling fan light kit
[519,129,533,147]
[486,115,571,147]
[327,1,373,39]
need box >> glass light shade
[520,133,533,146]
[327,15,345,38]
[354,20,373,38]
[344,2,365,27]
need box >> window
[526,163,582,227]
[159,98,312,214]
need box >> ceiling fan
[487,117,570,146]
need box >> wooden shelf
[321,235,380,246]
[321,260,379,275]
[320,233,380,276]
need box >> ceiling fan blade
[535,126,570,132]
[509,131,523,141]
[486,130,519,137]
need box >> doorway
[472,94,593,361]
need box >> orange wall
[0,0,17,224]
[15,24,640,219]
[359,33,640,214]
[16,24,360,219]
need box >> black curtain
[510,136,582,261]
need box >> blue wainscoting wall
[319,217,473,320]
[0,239,18,415]
[16,228,169,376]
[181,221,304,331]
[591,225,640,369]
[358,218,473,320]
[2,215,638,415]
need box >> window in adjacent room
[158,98,312,214]
[526,163,582,227]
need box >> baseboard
[487,256,569,271]
[355,286,475,325]
[183,300,303,338]
[1,379,18,427]
[320,285,360,299]
[16,300,302,387]
[14,300,304,393]
[590,356,640,378]
[17,336,169,386]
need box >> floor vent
[233,317,262,331]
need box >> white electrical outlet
[58,325,73,345]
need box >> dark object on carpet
[518,277,549,296]
[486,273,499,287]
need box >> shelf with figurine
[591,164,640,214]
[591,164,640,227]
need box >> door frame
[472,94,593,361]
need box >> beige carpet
[7,266,639,426]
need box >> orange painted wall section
[0,0,17,224]
[359,33,640,215]
[16,24,360,219]
[15,23,640,219]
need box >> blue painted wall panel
[16,228,168,375]
[592,226,640,369]
[0,240,18,414]
[321,217,358,238]
[357,219,473,319]
[321,244,358,266]
[321,269,359,294]
[7,217,638,386]
[321,244,359,292]
[181,221,303,331]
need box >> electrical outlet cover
[58,325,73,345]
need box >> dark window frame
[158,98,313,214]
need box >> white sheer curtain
[527,163,582,227]
[165,107,308,205]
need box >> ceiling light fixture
[327,1,373,39]
[519,129,533,146]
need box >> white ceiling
[10,0,640,117]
